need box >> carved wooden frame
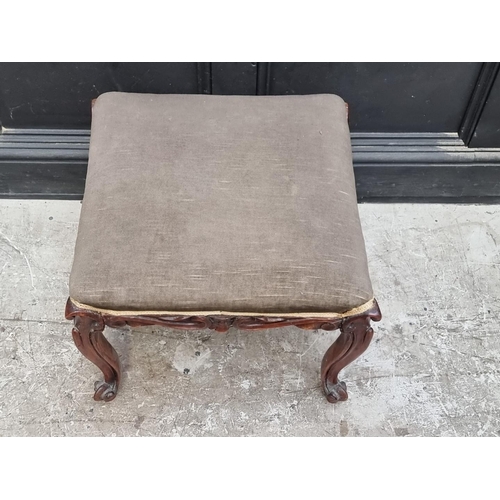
[65,297,381,403]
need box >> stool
[65,92,381,403]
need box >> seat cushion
[69,92,373,314]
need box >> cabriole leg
[320,315,374,403]
[71,314,121,402]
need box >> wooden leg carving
[66,297,380,403]
[72,314,121,402]
[321,315,374,403]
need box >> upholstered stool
[65,92,381,403]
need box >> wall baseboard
[1,129,500,202]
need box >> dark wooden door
[1,62,499,201]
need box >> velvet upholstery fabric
[69,92,373,313]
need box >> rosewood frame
[65,298,381,403]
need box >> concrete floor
[0,200,499,436]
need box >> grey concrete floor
[0,200,499,436]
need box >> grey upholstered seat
[69,92,373,314]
